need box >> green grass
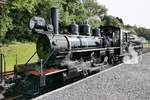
[0,42,38,71]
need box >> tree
[61,0,86,24]
[82,0,107,28]
[124,24,150,40]
[0,0,108,43]
[1,0,58,42]
[134,27,150,40]
[102,15,123,27]
[83,0,107,17]
[0,0,13,43]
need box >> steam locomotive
[1,7,143,97]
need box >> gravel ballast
[34,53,150,100]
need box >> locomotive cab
[100,26,121,47]
[100,26,129,56]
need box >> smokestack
[50,7,59,35]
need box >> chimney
[50,7,59,35]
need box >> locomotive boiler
[33,7,106,68]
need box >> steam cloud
[123,44,142,64]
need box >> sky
[97,0,150,29]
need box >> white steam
[123,44,142,64]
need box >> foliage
[0,0,39,42]
[82,0,107,28]
[134,27,150,40]
[0,0,84,42]
[0,0,13,43]
[0,0,149,43]
[83,0,107,17]
[102,15,123,27]
[88,16,102,28]
[124,24,150,40]
[60,0,86,28]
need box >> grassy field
[0,42,38,71]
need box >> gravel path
[34,53,150,100]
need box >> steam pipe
[50,7,59,35]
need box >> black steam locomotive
[1,7,143,97]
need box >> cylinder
[50,7,59,35]
[36,34,103,60]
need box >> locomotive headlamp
[29,16,46,30]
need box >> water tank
[92,27,101,36]
[68,21,79,35]
[79,20,91,36]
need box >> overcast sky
[97,0,150,28]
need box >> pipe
[50,7,59,35]
[40,59,43,76]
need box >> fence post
[0,43,3,82]
[0,53,3,82]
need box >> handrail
[43,48,56,67]
[25,51,37,65]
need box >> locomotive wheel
[108,55,116,65]
[81,70,89,77]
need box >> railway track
[2,47,150,100]
[2,71,14,76]
[142,46,150,53]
